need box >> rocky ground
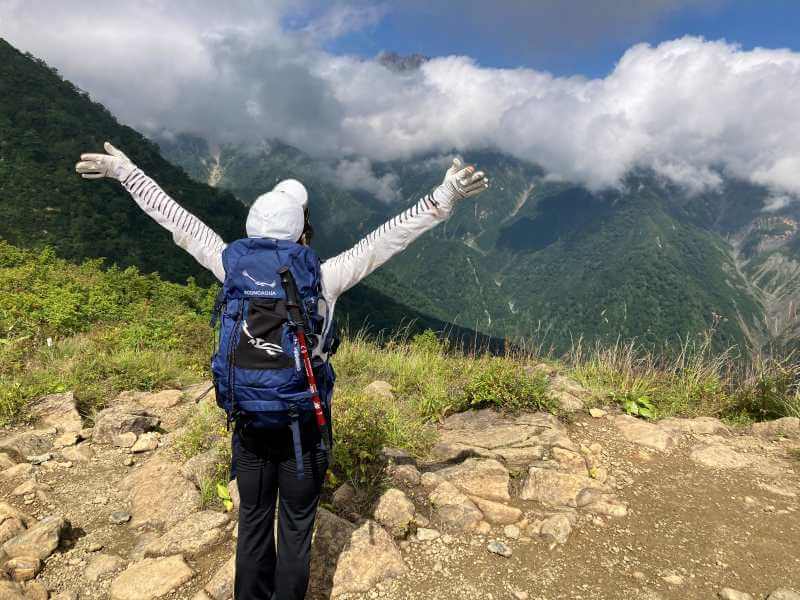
[0,371,797,599]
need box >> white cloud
[2,2,800,202]
[329,158,401,203]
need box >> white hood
[246,179,308,241]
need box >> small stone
[131,432,160,453]
[719,588,754,600]
[0,464,33,481]
[11,480,50,497]
[109,511,131,525]
[513,591,529,600]
[540,514,572,545]
[373,489,415,538]
[54,431,80,449]
[663,574,685,586]
[85,553,126,582]
[87,542,104,552]
[61,443,94,463]
[4,556,41,581]
[113,432,137,448]
[389,464,421,487]
[332,483,356,511]
[415,528,440,542]
[25,454,51,465]
[589,408,607,418]
[503,525,520,540]
[475,521,492,535]
[469,496,522,525]
[486,540,512,558]
[123,456,134,467]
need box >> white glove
[432,158,489,209]
[75,142,136,181]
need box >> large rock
[0,431,52,461]
[388,464,421,487]
[181,448,222,488]
[372,489,415,538]
[768,591,800,600]
[60,443,94,463]
[143,511,229,557]
[660,417,729,436]
[3,515,67,560]
[752,417,800,439]
[0,464,32,481]
[439,410,547,450]
[93,405,160,445]
[429,442,498,463]
[0,503,33,528]
[690,443,753,469]
[4,556,41,581]
[495,446,546,472]
[540,514,572,545]
[469,496,522,525]
[204,555,235,600]
[613,415,680,451]
[0,581,26,599]
[32,392,82,432]
[85,553,126,582]
[520,467,606,507]
[121,458,201,529]
[109,555,194,600]
[767,588,800,600]
[551,447,588,474]
[310,509,405,598]
[436,458,510,502]
[138,390,184,410]
[0,518,26,545]
[428,482,483,530]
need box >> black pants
[234,423,328,600]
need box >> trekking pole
[277,267,333,451]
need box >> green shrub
[461,358,552,414]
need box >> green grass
[3,240,799,499]
[567,333,800,423]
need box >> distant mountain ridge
[159,134,800,353]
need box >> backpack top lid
[221,238,321,301]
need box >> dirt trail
[0,385,797,600]
[363,414,800,600]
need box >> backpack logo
[242,322,284,357]
[242,270,277,288]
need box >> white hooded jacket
[120,168,456,359]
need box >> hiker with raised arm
[75,143,489,600]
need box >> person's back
[76,142,489,599]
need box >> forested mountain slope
[0,39,247,286]
[162,136,786,353]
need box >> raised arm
[75,143,226,282]
[321,159,489,300]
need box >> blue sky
[324,1,800,77]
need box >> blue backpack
[211,238,336,477]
